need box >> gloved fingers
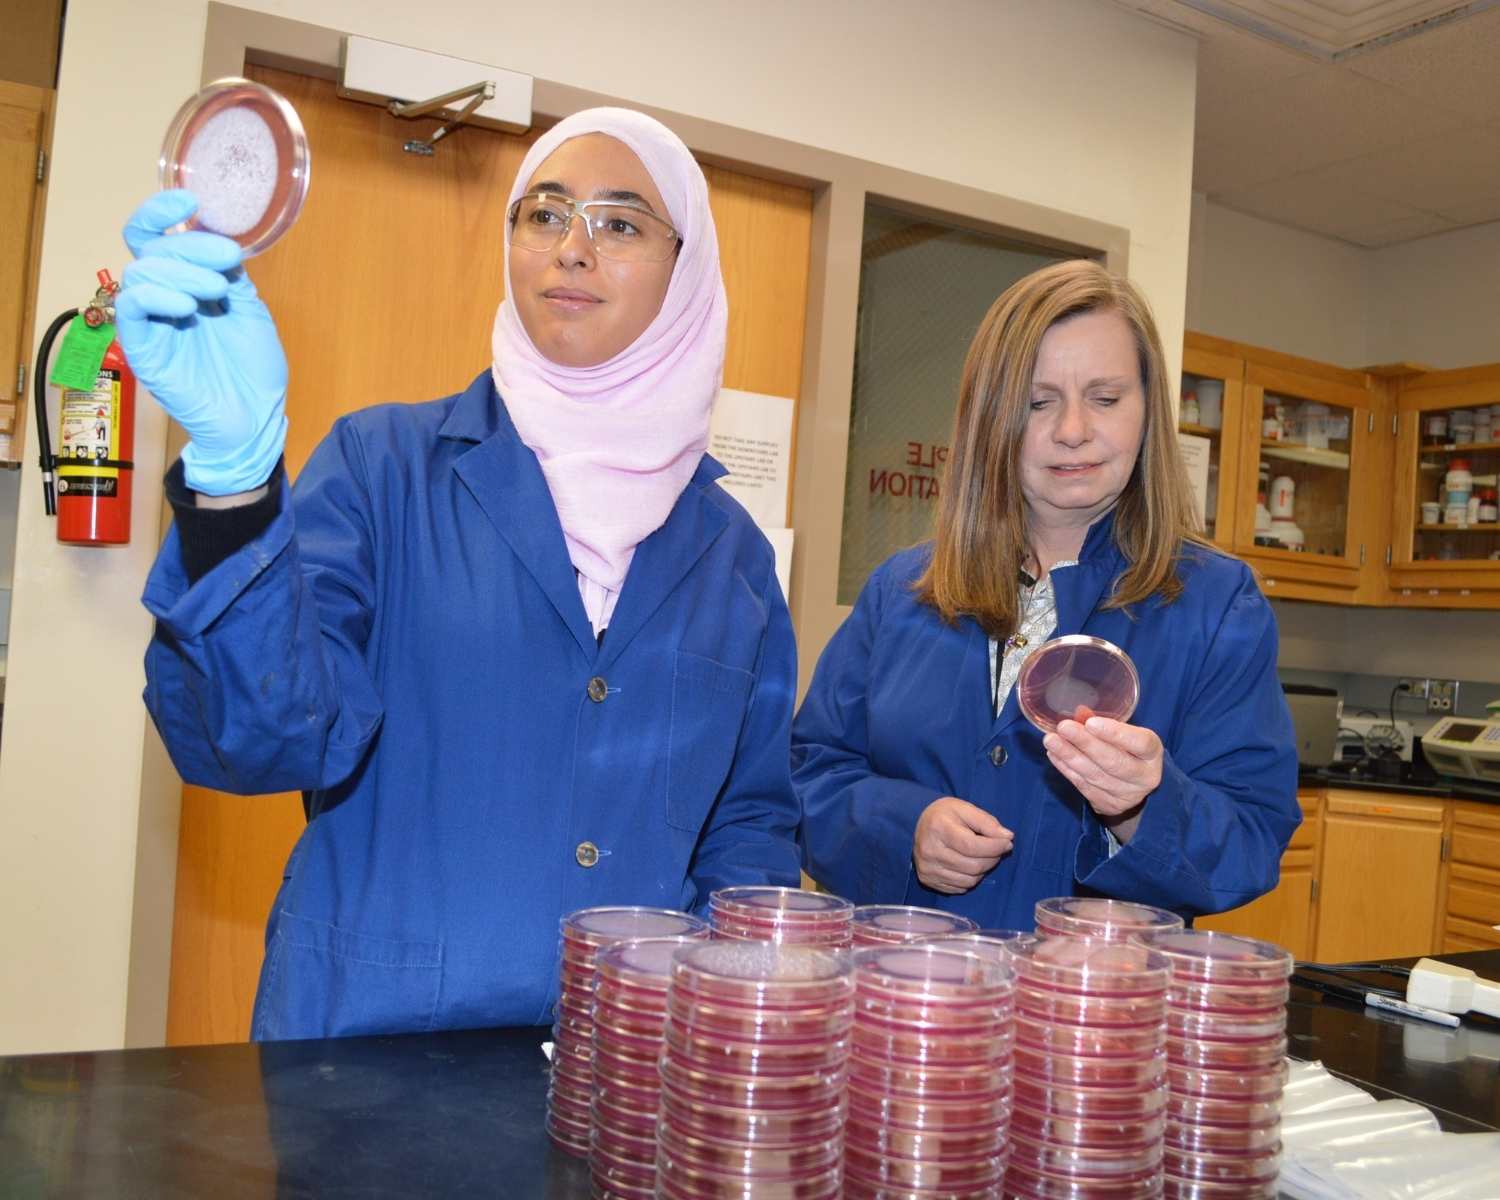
[116,282,199,324]
[123,254,232,304]
[123,190,199,258]
[137,228,244,274]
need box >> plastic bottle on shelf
[1450,409,1475,445]
[1423,411,1449,446]
[1479,488,1498,523]
[1445,460,1473,503]
[1180,390,1200,426]
[1262,401,1282,442]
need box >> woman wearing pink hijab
[127,108,801,1040]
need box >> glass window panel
[1256,393,1352,558]
[837,202,1074,605]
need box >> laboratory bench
[2,952,1497,1199]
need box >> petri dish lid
[158,76,311,258]
[1136,929,1294,983]
[561,906,709,947]
[595,935,703,991]
[710,886,854,923]
[851,906,979,942]
[670,940,853,1007]
[1016,634,1140,733]
[1009,934,1169,992]
[1035,897,1184,940]
[852,944,1013,998]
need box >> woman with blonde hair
[794,259,1298,925]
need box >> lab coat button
[575,841,600,867]
[587,676,608,703]
[989,745,1008,767]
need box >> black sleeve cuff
[165,457,286,584]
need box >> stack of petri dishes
[853,905,979,947]
[710,886,855,948]
[1006,936,1170,1199]
[657,940,854,1200]
[1034,897,1184,943]
[844,944,1016,1200]
[548,907,708,1157]
[1137,930,1292,1200]
[589,936,704,1200]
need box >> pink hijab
[491,108,727,635]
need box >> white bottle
[1269,475,1296,519]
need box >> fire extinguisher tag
[49,315,116,392]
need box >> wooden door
[1179,337,1246,551]
[1198,790,1320,959]
[1314,790,1445,963]
[1444,802,1500,952]
[0,79,50,459]
[165,64,814,1045]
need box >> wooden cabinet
[1182,334,1387,604]
[1179,340,1247,550]
[1386,364,1500,606]
[1198,790,1320,959]
[1443,801,1500,952]
[0,79,52,462]
[1314,790,1448,963]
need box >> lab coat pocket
[666,651,754,834]
[254,909,443,1040]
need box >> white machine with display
[1421,715,1500,783]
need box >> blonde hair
[914,259,1209,638]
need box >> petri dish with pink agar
[1016,634,1140,733]
[158,77,311,257]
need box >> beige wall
[1367,220,1500,369]
[1185,193,1372,366]
[0,0,1198,1053]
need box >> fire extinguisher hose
[33,307,79,518]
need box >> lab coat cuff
[143,471,295,640]
[1074,756,1190,895]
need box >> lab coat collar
[442,372,729,662]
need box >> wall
[1368,221,1500,368]
[1185,194,1372,366]
[0,0,1198,1053]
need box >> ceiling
[1115,0,1500,246]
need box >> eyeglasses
[507,191,681,263]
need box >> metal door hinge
[16,363,24,395]
[36,149,45,183]
[1392,413,1398,435]
[1385,545,1393,566]
[1368,412,1375,433]
[1441,834,1450,863]
[1310,877,1319,904]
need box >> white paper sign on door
[709,388,794,529]
[1178,432,1211,531]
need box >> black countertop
[1298,767,1500,803]
[3,951,1497,1198]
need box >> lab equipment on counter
[1405,957,1500,1020]
[1420,713,1500,783]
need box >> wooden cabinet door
[1314,791,1446,962]
[1444,801,1500,952]
[166,64,814,1045]
[0,79,49,459]
[1198,791,1320,959]
[1180,337,1246,551]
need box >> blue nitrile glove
[116,190,288,496]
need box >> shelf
[1178,422,1222,438]
[1260,442,1351,470]
[1416,524,1500,533]
[1424,440,1500,455]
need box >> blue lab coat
[792,515,1299,927]
[143,372,800,1040]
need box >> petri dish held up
[1016,634,1140,734]
[158,77,311,257]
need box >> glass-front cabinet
[1389,365,1500,601]
[1179,338,1245,548]
[1230,359,1380,601]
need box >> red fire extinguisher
[35,269,135,545]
